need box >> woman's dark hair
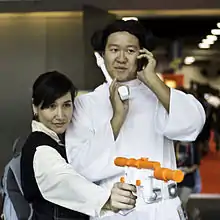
[91,20,156,53]
[32,71,77,109]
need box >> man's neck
[118,79,141,87]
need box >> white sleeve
[65,96,124,182]
[33,145,110,217]
[154,88,206,141]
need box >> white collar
[31,120,62,144]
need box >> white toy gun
[114,157,184,215]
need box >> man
[175,141,201,219]
[65,20,205,220]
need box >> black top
[175,141,200,188]
[20,131,88,220]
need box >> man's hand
[181,165,198,174]
[180,166,190,174]
[136,48,157,85]
[109,79,129,139]
[137,48,170,112]
[102,182,137,212]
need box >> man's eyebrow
[108,44,138,49]
[127,45,139,49]
[107,44,120,47]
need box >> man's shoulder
[75,83,107,107]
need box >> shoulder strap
[8,155,23,194]
[7,164,32,219]
[12,136,27,158]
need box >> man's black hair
[91,20,156,53]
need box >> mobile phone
[137,57,148,72]
[137,50,148,72]
[94,52,130,101]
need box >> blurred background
[1,0,220,219]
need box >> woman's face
[33,92,73,134]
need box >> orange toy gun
[114,157,184,185]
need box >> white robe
[65,80,205,219]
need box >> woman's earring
[34,113,38,120]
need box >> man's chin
[114,74,128,82]
[110,71,136,82]
[116,76,136,82]
[116,78,126,82]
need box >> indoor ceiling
[138,16,220,64]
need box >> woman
[20,71,136,220]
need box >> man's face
[103,31,140,82]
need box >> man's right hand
[102,182,137,212]
[109,79,129,139]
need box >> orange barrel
[114,157,128,167]
[154,168,184,183]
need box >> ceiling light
[198,43,210,49]
[206,35,217,41]
[184,56,195,65]
[122,17,138,21]
[202,39,214,44]
[217,23,220,28]
[211,29,220,35]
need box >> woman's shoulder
[22,132,57,153]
